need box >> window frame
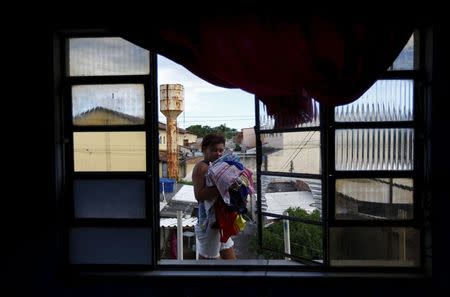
[57,30,159,273]
[325,31,425,272]
[54,28,428,278]
[254,103,326,266]
[253,30,425,272]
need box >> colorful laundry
[205,152,254,242]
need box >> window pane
[335,178,413,220]
[335,129,414,171]
[74,179,146,218]
[73,132,146,172]
[330,227,420,267]
[258,99,319,130]
[389,34,414,71]
[261,175,322,218]
[335,80,413,122]
[261,131,321,174]
[69,37,149,76]
[261,213,323,262]
[72,84,145,126]
[70,228,152,264]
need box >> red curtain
[113,15,415,128]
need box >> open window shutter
[62,36,158,269]
[254,97,325,265]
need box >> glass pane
[335,80,413,122]
[261,175,322,218]
[389,34,414,70]
[335,129,414,171]
[335,178,413,220]
[70,228,152,264]
[261,131,321,174]
[74,179,146,218]
[258,99,319,130]
[72,84,145,126]
[261,213,323,262]
[73,132,146,172]
[69,37,149,76]
[330,227,420,267]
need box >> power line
[278,131,312,171]
[280,131,316,171]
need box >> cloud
[158,55,243,115]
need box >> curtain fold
[112,15,415,128]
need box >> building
[72,109,198,178]
[158,122,198,178]
[73,107,146,171]
[241,127,256,150]
[158,122,197,152]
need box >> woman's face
[203,143,224,162]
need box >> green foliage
[179,180,193,185]
[234,144,241,151]
[185,125,214,138]
[186,124,237,139]
[250,208,322,260]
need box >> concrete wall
[264,131,321,174]
[242,127,256,149]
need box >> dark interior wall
[5,16,446,296]
[428,18,450,288]
[5,23,57,295]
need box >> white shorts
[194,224,234,258]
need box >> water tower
[160,84,184,180]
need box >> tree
[186,124,238,139]
[185,124,214,137]
[249,208,322,260]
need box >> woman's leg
[219,237,236,259]
[220,247,236,259]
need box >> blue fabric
[211,151,241,166]
[197,201,215,233]
[225,160,244,170]
[229,185,248,214]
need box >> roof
[160,184,198,218]
[263,191,317,215]
[73,106,144,124]
[170,185,197,203]
[162,182,319,218]
[160,216,197,228]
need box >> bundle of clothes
[204,152,255,242]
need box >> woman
[192,133,236,259]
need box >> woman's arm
[192,162,220,202]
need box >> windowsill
[80,269,427,280]
[78,259,427,280]
[158,259,303,266]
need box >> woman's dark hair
[201,133,225,151]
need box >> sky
[157,55,255,131]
